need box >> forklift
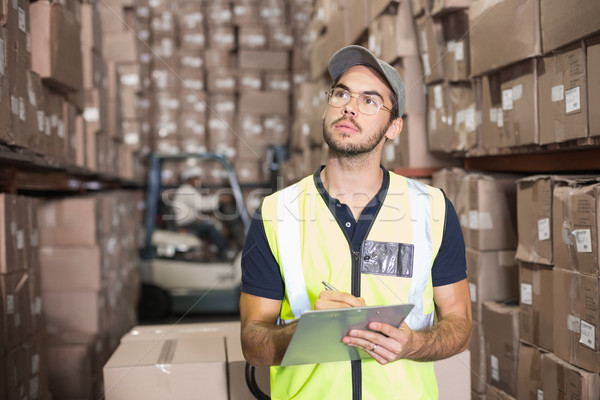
[138,152,251,320]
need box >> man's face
[323,65,396,157]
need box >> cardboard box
[80,2,102,52]
[239,91,289,115]
[103,31,138,63]
[415,15,445,84]
[43,289,104,333]
[552,178,600,275]
[542,352,600,400]
[103,336,228,400]
[468,0,541,76]
[448,81,476,151]
[441,10,470,82]
[482,301,520,397]
[38,197,99,246]
[553,268,600,373]
[456,173,519,251]
[541,0,600,53]
[239,49,289,71]
[517,343,545,400]
[519,262,553,351]
[24,329,50,399]
[499,59,539,147]
[538,42,587,144]
[5,344,28,400]
[0,27,11,145]
[238,25,267,49]
[207,69,237,94]
[515,175,555,264]
[466,248,519,323]
[208,25,235,50]
[367,1,418,63]
[587,35,600,138]
[30,0,83,93]
[39,246,102,291]
[427,82,451,152]
[47,332,96,399]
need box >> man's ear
[385,117,403,140]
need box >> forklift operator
[239,45,471,400]
[172,166,232,260]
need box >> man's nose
[342,96,358,116]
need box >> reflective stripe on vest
[405,178,435,329]
[277,182,311,319]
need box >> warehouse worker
[239,45,471,400]
[172,166,233,260]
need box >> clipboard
[280,303,414,366]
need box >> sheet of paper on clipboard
[280,303,414,366]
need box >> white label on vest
[580,320,595,349]
[537,389,544,400]
[490,355,499,381]
[572,229,592,253]
[521,283,533,305]
[568,315,581,333]
[565,86,581,113]
[552,85,564,102]
[537,218,550,241]
[468,282,476,302]
[502,89,513,110]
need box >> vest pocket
[360,240,414,278]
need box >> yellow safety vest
[261,171,446,400]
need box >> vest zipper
[351,249,361,400]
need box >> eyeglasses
[325,88,392,116]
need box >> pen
[322,281,339,292]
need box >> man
[240,45,471,399]
[172,166,232,260]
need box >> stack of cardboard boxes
[106,0,313,191]
[37,192,141,398]
[0,194,49,400]
[433,168,522,399]
[0,0,146,182]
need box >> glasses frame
[325,88,393,116]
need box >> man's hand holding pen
[314,281,366,310]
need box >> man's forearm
[241,320,298,366]
[406,314,472,362]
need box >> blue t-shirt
[241,167,467,300]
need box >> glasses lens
[328,88,348,107]
[357,96,381,115]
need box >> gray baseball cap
[328,45,405,118]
